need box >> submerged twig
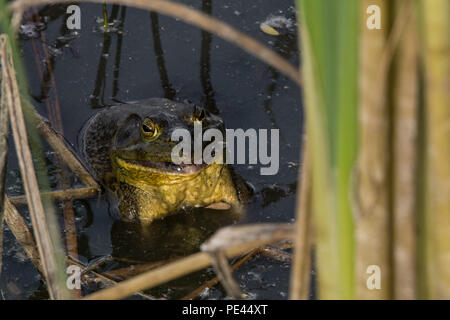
[422,0,450,299]
[356,0,412,299]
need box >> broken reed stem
[84,224,294,300]
[0,72,10,277]
[259,246,292,262]
[9,0,301,87]
[9,187,98,205]
[208,250,243,299]
[4,197,43,274]
[0,34,70,299]
[181,248,259,300]
[290,141,312,300]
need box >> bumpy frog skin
[80,98,250,222]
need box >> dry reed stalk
[0,34,70,299]
[4,197,43,273]
[9,0,301,87]
[392,0,418,299]
[355,0,391,299]
[422,0,450,299]
[0,74,10,277]
[102,259,178,281]
[289,142,312,300]
[356,0,414,299]
[9,187,98,205]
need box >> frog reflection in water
[80,98,251,223]
[110,208,239,262]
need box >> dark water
[1,0,303,299]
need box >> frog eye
[192,106,206,122]
[141,118,158,139]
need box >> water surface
[1,0,303,299]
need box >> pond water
[1,0,303,300]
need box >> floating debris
[19,22,46,39]
[259,15,295,36]
[260,23,279,36]
[94,17,125,34]
[56,31,80,43]
[45,44,63,57]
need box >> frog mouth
[117,157,207,175]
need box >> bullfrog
[79,98,251,222]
